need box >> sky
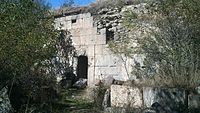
[48,0,96,9]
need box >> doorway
[77,56,88,79]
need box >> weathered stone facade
[54,13,132,86]
[54,2,152,85]
[54,2,200,112]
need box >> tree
[0,0,58,86]
[0,0,60,112]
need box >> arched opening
[77,56,88,79]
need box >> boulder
[143,87,187,113]
[111,85,142,108]
[102,76,114,87]
[95,79,102,86]
[73,78,87,89]
[0,87,13,113]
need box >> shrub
[9,70,58,113]
[109,0,200,88]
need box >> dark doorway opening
[77,56,88,79]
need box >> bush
[109,0,200,88]
[9,70,58,113]
[93,85,107,109]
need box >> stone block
[95,45,104,55]
[71,36,81,45]
[83,35,96,45]
[71,29,81,37]
[143,87,187,112]
[111,85,143,108]
[94,45,113,55]
[95,55,118,67]
[83,17,93,28]
[80,36,87,45]
[87,67,95,86]
[95,67,119,78]
[101,45,113,55]
[87,46,95,57]
[80,28,97,36]
[102,75,115,87]
[96,35,106,44]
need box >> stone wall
[94,3,150,80]
[109,85,200,113]
[54,12,133,86]
[54,3,154,86]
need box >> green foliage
[10,70,58,113]
[48,30,76,77]
[0,0,58,84]
[144,0,200,88]
[0,0,61,112]
[111,0,200,88]
[93,85,107,109]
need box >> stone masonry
[54,13,132,86]
[53,2,155,86]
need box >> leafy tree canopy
[0,0,58,85]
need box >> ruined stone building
[54,11,133,86]
[53,3,200,112]
[53,1,150,86]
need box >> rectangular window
[72,19,77,24]
[106,29,114,43]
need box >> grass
[52,88,103,113]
